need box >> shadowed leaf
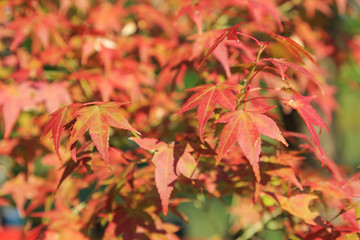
[42,104,79,160]
[132,138,198,215]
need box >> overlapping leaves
[132,138,199,215]
[42,102,137,166]
[176,82,238,142]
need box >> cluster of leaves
[0,0,360,239]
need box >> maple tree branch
[239,45,266,109]
[248,87,284,92]
[242,63,268,109]
[244,45,264,87]
[235,208,282,240]
[243,96,290,103]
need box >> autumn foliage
[0,0,360,239]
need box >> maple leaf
[248,0,283,32]
[131,138,199,215]
[213,42,232,77]
[55,142,94,193]
[7,15,35,51]
[60,0,90,14]
[305,180,347,200]
[263,155,303,190]
[303,0,332,18]
[0,174,45,217]
[69,70,112,101]
[0,83,35,139]
[282,132,344,181]
[176,83,237,142]
[67,102,138,166]
[87,2,125,32]
[262,58,323,93]
[271,33,320,69]
[285,95,328,163]
[113,205,156,240]
[271,193,320,225]
[215,105,287,181]
[34,82,72,113]
[176,5,203,34]
[42,104,79,160]
[8,12,69,52]
[130,4,176,38]
[197,22,245,70]
[39,46,69,66]
[309,84,338,123]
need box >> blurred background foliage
[334,8,360,168]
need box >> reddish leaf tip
[255,173,261,182]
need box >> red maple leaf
[67,102,138,166]
[8,12,69,52]
[262,58,323,93]
[248,0,284,31]
[34,82,72,113]
[271,33,321,69]
[285,95,328,163]
[215,105,287,181]
[176,5,203,34]
[87,2,125,32]
[132,138,199,215]
[176,83,238,142]
[0,83,35,139]
[197,22,245,70]
[42,104,80,160]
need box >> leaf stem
[244,45,264,87]
[242,63,268,109]
[235,208,282,240]
[239,45,264,110]
[248,87,284,92]
[243,96,290,103]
